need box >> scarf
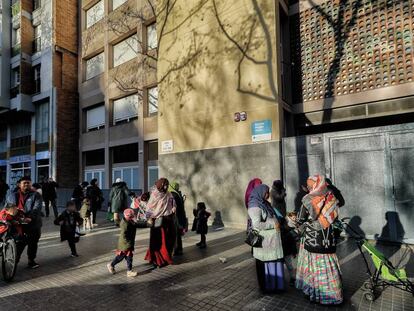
[146,187,175,219]
[244,178,262,208]
[168,181,179,195]
[302,175,339,229]
[248,184,275,217]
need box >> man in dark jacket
[72,181,89,211]
[110,178,130,225]
[11,176,43,268]
[86,178,103,225]
[42,177,59,218]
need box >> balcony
[11,44,21,57]
[33,37,42,53]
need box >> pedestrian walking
[72,181,89,211]
[271,180,298,286]
[54,201,83,257]
[245,178,262,231]
[145,178,176,268]
[86,179,103,226]
[0,179,9,206]
[169,181,187,255]
[109,178,130,225]
[295,175,343,305]
[80,198,92,231]
[10,176,43,268]
[192,202,210,249]
[42,177,59,218]
[248,184,285,294]
[107,208,144,277]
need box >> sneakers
[70,253,79,258]
[28,261,40,269]
[107,263,116,274]
[127,270,138,277]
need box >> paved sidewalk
[0,213,413,311]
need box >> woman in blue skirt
[248,184,284,293]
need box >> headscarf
[169,181,179,194]
[146,178,175,219]
[248,184,275,217]
[244,178,262,208]
[302,175,339,229]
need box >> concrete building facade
[78,0,158,191]
[157,0,414,228]
[0,0,78,188]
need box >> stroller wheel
[363,282,373,290]
[364,292,375,302]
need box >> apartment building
[79,0,158,191]
[0,0,78,188]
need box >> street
[0,212,413,311]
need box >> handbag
[245,229,263,247]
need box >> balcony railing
[10,85,20,98]
[11,43,21,57]
[33,37,41,53]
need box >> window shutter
[86,105,105,130]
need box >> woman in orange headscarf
[295,175,343,305]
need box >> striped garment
[295,242,343,305]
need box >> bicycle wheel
[1,237,17,282]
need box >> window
[84,170,105,188]
[33,0,41,11]
[112,143,138,163]
[13,28,21,45]
[35,101,49,143]
[10,162,31,187]
[86,0,104,29]
[84,149,105,166]
[148,140,158,160]
[113,34,139,67]
[148,166,158,189]
[33,25,41,53]
[11,68,20,86]
[147,86,158,115]
[113,0,127,10]
[146,23,157,50]
[85,52,104,80]
[34,65,41,93]
[113,94,139,124]
[36,159,49,183]
[112,167,139,189]
[86,105,105,131]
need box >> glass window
[12,68,20,87]
[113,34,139,67]
[113,169,122,181]
[112,143,138,163]
[148,86,158,115]
[132,168,139,189]
[35,101,49,143]
[86,52,104,80]
[13,28,21,45]
[148,166,158,189]
[86,104,105,131]
[10,162,31,188]
[84,149,105,166]
[86,0,104,29]
[84,170,105,188]
[113,94,139,124]
[37,159,49,183]
[33,0,41,11]
[34,65,41,93]
[146,23,157,50]
[33,25,41,52]
[112,167,139,189]
[113,0,127,11]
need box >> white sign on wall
[161,140,174,152]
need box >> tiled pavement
[0,213,413,311]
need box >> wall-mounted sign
[161,140,174,152]
[310,136,322,145]
[36,151,50,160]
[9,155,32,164]
[251,120,272,142]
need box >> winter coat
[192,209,210,235]
[54,210,83,242]
[109,182,129,214]
[80,202,91,218]
[117,219,141,251]
[42,181,58,200]
[12,189,43,230]
[86,185,103,207]
[72,185,84,201]
[171,191,186,229]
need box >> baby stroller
[338,218,414,301]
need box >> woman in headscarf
[245,178,262,231]
[295,175,343,305]
[271,180,297,286]
[248,184,284,294]
[145,178,177,268]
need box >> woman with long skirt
[145,178,177,268]
[248,184,285,294]
[296,175,343,305]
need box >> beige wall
[158,0,283,154]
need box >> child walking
[54,201,83,257]
[192,202,211,249]
[107,208,144,277]
[80,198,92,231]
